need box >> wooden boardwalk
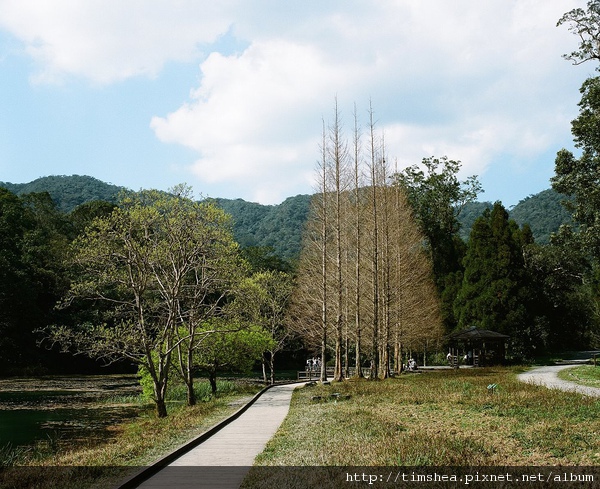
[123,382,303,489]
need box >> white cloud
[0,0,237,84]
[0,0,589,203]
[151,2,588,202]
[151,39,350,203]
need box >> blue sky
[0,1,592,206]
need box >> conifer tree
[454,202,534,358]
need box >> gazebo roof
[445,326,510,342]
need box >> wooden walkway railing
[297,367,371,380]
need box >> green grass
[253,368,600,467]
[557,364,600,388]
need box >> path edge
[113,383,278,489]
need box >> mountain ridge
[0,175,572,259]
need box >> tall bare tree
[366,103,381,379]
[351,104,365,378]
[328,100,350,381]
[290,101,443,382]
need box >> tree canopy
[43,187,244,417]
[558,0,600,68]
[453,203,537,358]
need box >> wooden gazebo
[445,326,510,366]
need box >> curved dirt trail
[517,364,600,397]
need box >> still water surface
[0,375,141,449]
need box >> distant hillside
[0,175,124,212]
[457,201,494,241]
[508,189,573,244]
[219,189,573,260]
[457,189,572,244]
[0,175,574,259]
[215,194,311,260]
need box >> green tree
[192,321,274,394]
[20,192,71,319]
[68,200,117,239]
[172,195,246,407]
[393,156,481,330]
[233,270,294,384]
[524,225,597,351]
[553,114,600,259]
[557,1,600,68]
[552,2,600,349]
[240,246,294,273]
[454,203,536,358]
[0,190,74,374]
[43,188,241,417]
[555,2,600,260]
[0,189,36,372]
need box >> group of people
[306,357,322,372]
[306,356,418,373]
[447,350,474,365]
[405,358,418,371]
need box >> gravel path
[517,363,600,397]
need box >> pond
[0,375,142,451]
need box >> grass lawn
[253,367,600,467]
[558,364,600,388]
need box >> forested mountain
[214,194,312,261]
[0,175,123,212]
[457,189,572,244]
[216,189,572,256]
[0,175,573,258]
[508,189,573,244]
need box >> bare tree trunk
[209,368,218,394]
[262,355,268,384]
[378,140,392,379]
[320,120,329,383]
[185,349,196,406]
[368,103,380,380]
[149,354,170,418]
[352,105,364,378]
[269,351,276,385]
[331,100,346,383]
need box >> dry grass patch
[254,368,600,466]
[0,381,262,489]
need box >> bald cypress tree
[291,101,443,379]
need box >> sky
[0,0,593,207]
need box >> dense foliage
[393,157,480,331]
[214,194,311,261]
[0,189,73,375]
[0,175,123,213]
[0,153,596,377]
[454,203,538,357]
